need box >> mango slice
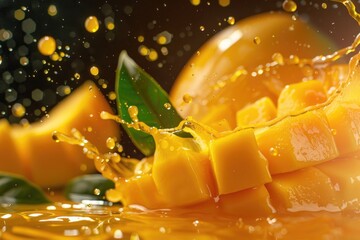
[236,97,277,127]
[277,80,327,117]
[8,81,120,187]
[266,167,338,212]
[0,119,24,175]
[209,128,271,195]
[316,156,360,211]
[256,110,339,174]
[152,133,216,207]
[325,104,360,155]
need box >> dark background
[0,0,357,124]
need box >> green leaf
[116,51,185,156]
[64,174,115,204]
[0,172,51,204]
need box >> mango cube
[236,97,277,127]
[316,157,360,211]
[219,185,274,217]
[277,80,327,117]
[266,167,338,212]
[325,104,360,155]
[117,174,168,209]
[152,134,216,207]
[256,110,339,174]
[210,128,271,195]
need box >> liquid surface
[1,197,360,240]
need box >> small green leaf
[116,51,184,156]
[65,174,115,204]
[0,172,51,204]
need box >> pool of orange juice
[1,194,360,240]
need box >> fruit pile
[109,12,360,216]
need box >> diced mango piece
[266,167,338,212]
[208,119,232,133]
[316,157,360,211]
[325,104,360,155]
[219,185,274,217]
[199,104,236,129]
[256,110,339,174]
[236,97,277,127]
[152,133,216,207]
[322,64,348,95]
[0,119,25,175]
[277,80,327,117]
[116,174,168,209]
[210,128,271,195]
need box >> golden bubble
[219,0,230,7]
[282,0,297,13]
[182,93,193,103]
[253,36,261,45]
[157,35,167,45]
[138,45,149,56]
[147,49,158,61]
[14,9,25,21]
[108,91,116,100]
[272,52,284,65]
[84,16,99,33]
[321,3,327,9]
[74,73,81,80]
[63,86,71,95]
[137,35,145,43]
[227,16,235,25]
[190,0,201,6]
[19,56,29,66]
[48,5,58,16]
[269,147,278,157]
[12,103,26,117]
[50,52,60,61]
[93,188,101,196]
[90,66,99,76]
[106,22,115,30]
[199,26,205,31]
[106,137,116,150]
[164,103,171,110]
[38,36,56,56]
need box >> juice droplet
[269,147,278,157]
[199,26,205,31]
[147,49,158,61]
[12,103,26,117]
[20,56,29,66]
[128,106,139,122]
[84,16,99,33]
[47,4,58,16]
[93,188,101,196]
[74,73,81,80]
[272,52,284,65]
[183,93,193,103]
[106,137,116,150]
[108,91,116,101]
[282,0,297,13]
[164,102,172,110]
[218,0,230,7]
[138,45,150,56]
[331,128,337,136]
[157,35,167,45]
[137,35,144,43]
[190,0,201,6]
[90,66,99,76]
[227,16,235,25]
[38,36,56,56]
[321,3,328,9]
[106,188,122,202]
[253,36,261,45]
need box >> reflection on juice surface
[1,201,360,239]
